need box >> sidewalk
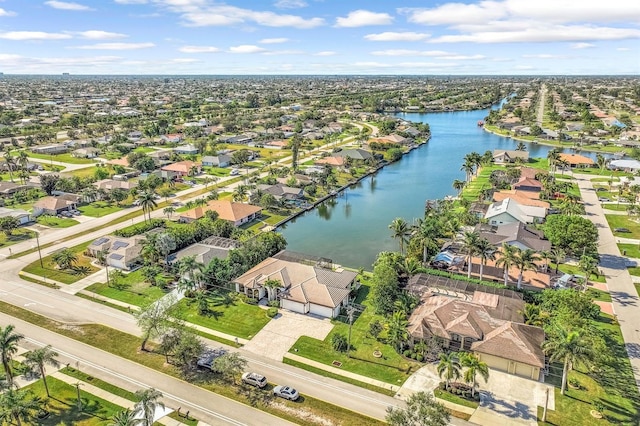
[51,371,188,426]
[284,352,400,393]
[60,268,108,295]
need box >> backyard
[288,283,420,386]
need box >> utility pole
[542,387,549,422]
[73,382,83,411]
[346,304,355,358]
[36,232,43,268]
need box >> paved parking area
[242,310,334,360]
[398,362,554,426]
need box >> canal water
[278,105,592,269]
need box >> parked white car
[241,372,267,388]
[273,385,299,401]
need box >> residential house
[333,148,374,161]
[202,155,231,168]
[0,207,32,225]
[512,177,543,192]
[406,286,545,380]
[179,200,262,226]
[263,140,288,150]
[32,196,77,216]
[93,179,137,192]
[492,190,550,209]
[31,144,68,155]
[476,222,551,252]
[492,150,530,164]
[169,236,241,265]
[88,235,144,270]
[72,147,100,158]
[0,182,37,198]
[558,153,595,168]
[161,161,201,177]
[233,251,358,318]
[485,198,546,226]
[160,134,182,143]
[609,159,640,172]
[256,183,304,203]
[174,144,199,155]
[148,150,172,167]
[315,156,344,167]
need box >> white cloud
[364,32,430,42]
[171,58,200,63]
[522,54,565,59]
[44,1,94,11]
[114,0,148,3]
[314,51,336,56]
[617,47,631,51]
[74,42,155,50]
[0,8,17,17]
[335,10,393,28]
[260,38,289,44]
[274,0,307,9]
[371,49,485,60]
[179,45,220,53]
[571,42,595,49]
[229,45,267,54]
[154,2,324,29]
[76,30,128,39]
[262,49,304,55]
[0,31,72,40]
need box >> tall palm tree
[386,310,409,353]
[163,206,175,219]
[578,255,599,291]
[475,238,496,282]
[233,185,249,203]
[0,388,42,426]
[0,325,24,386]
[24,345,59,398]
[461,231,480,279]
[134,388,165,426]
[542,328,594,395]
[452,179,466,196]
[461,353,489,397]
[109,409,138,426]
[550,247,566,274]
[460,160,475,182]
[437,352,461,391]
[495,243,519,286]
[52,248,78,270]
[138,190,157,222]
[547,149,561,173]
[389,217,410,255]
[514,249,540,290]
[3,151,15,183]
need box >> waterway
[278,104,594,269]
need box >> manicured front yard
[25,151,97,164]
[22,241,98,284]
[618,243,640,259]
[175,291,272,339]
[36,215,79,228]
[602,203,628,211]
[606,215,640,239]
[78,202,128,217]
[289,283,420,386]
[84,270,168,307]
[24,376,124,425]
[538,313,640,425]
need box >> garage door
[481,354,510,373]
[281,299,306,314]
[309,304,333,318]
[515,363,534,379]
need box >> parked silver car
[241,372,267,388]
[273,385,299,401]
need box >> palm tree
[578,255,599,291]
[3,151,15,183]
[596,153,609,172]
[452,179,466,196]
[138,190,157,222]
[550,247,566,274]
[52,248,78,270]
[386,310,409,353]
[437,352,462,391]
[547,149,561,173]
[17,151,29,172]
[134,388,165,426]
[495,243,519,286]
[514,249,540,290]
[109,409,138,426]
[543,328,594,395]
[461,231,480,279]
[475,238,496,282]
[0,388,42,426]
[177,255,204,290]
[461,353,489,397]
[0,325,24,386]
[389,217,410,255]
[515,141,527,151]
[519,304,549,327]
[460,160,475,182]
[263,278,281,302]
[163,206,175,219]
[24,345,59,398]
[233,184,249,203]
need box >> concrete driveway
[242,310,334,360]
[398,363,554,426]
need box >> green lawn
[0,300,382,426]
[36,215,79,228]
[591,177,620,183]
[205,167,231,177]
[434,388,479,409]
[175,290,272,339]
[289,283,420,386]
[538,314,640,425]
[84,270,168,307]
[24,151,96,164]
[0,228,35,248]
[629,268,640,277]
[461,164,502,201]
[602,203,628,211]
[22,241,98,284]
[78,202,127,217]
[24,376,124,425]
[606,215,640,239]
[554,263,606,283]
[528,157,549,170]
[241,209,290,232]
[618,244,640,259]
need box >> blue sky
[0,0,638,75]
